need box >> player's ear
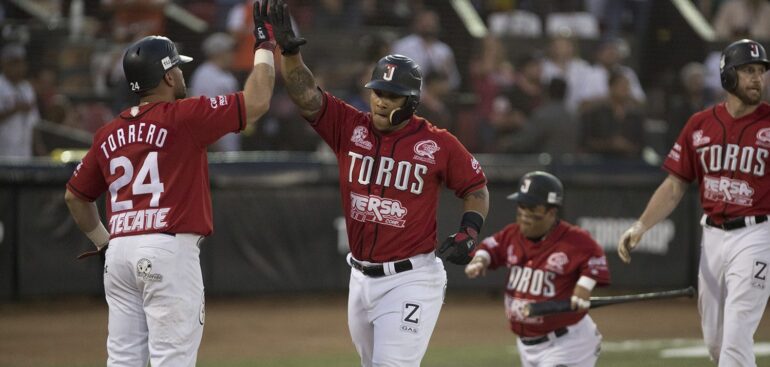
[162,70,175,88]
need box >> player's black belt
[348,257,413,277]
[519,327,569,346]
[705,215,768,231]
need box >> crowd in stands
[1,0,769,162]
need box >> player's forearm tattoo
[467,190,487,200]
[285,66,322,112]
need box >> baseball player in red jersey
[618,39,770,367]
[267,2,489,365]
[466,171,610,367]
[63,2,275,365]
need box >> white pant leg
[105,241,150,367]
[109,234,204,367]
[348,255,446,367]
[698,225,726,363]
[139,234,205,367]
[517,315,602,367]
[349,270,375,367]
[719,223,770,367]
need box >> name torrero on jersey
[100,122,169,159]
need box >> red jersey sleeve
[174,93,247,147]
[66,143,107,202]
[475,224,516,270]
[662,114,697,183]
[443,134,487,197]
[576,234,611,286]
[309,91,368,153]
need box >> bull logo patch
[413,140,440,164]
[756,128,770,148]
[136,258,163,282]
[545,252,569,274]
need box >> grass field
[1,293,769,367]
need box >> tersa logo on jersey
[703,175,755,206]
[350,193,408,228]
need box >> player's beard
[735,84,763,105]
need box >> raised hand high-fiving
[269,0,306,55]
[253,0,275,51]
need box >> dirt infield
[1,292,768,366]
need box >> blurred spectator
[101,0,168,41]
[487,9,542,37]
[665,62,715,147]
[487,53,546,151]
[541,35,593,112]
[576,37,646,113]
[0,44,41,158]
[601,0,652,43]
[343,67,373,112]
[581,71,644,158]
[227,0,258,82]
[313,0,364,29]
[416,71,452,128]
[215,0,242,30]
[361,0,418,27]
[391,9,461,90]
[713,0,770,41]
[499,78,578,156]
[189,32,241,152]
[468,35,515,119]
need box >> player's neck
[725,97,759,119]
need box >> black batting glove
[438,227,478,265]
[269,0,306,55]
[253,0,275,51]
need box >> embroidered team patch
[136,258,163,282]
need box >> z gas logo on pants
[350,193,408,228]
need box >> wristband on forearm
[85,225,110,249]
[460,211,484,233]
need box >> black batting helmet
[365,54,422,122]
[507,171,564,207]
[123,35,193,94]
[720,39,770,92]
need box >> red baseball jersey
[475,220,610,337]
[664,102,770,222]
[310,92,487,262]
[67,93,247,238]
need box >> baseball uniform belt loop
[519,327,568,346]
[703,215,768,231]
[347,254,414,278]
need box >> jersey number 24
[108,152,165,211]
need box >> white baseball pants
[347,253,447,367]
[104,233,205,367]
[516,315,602,367]
[699,218,770,367]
